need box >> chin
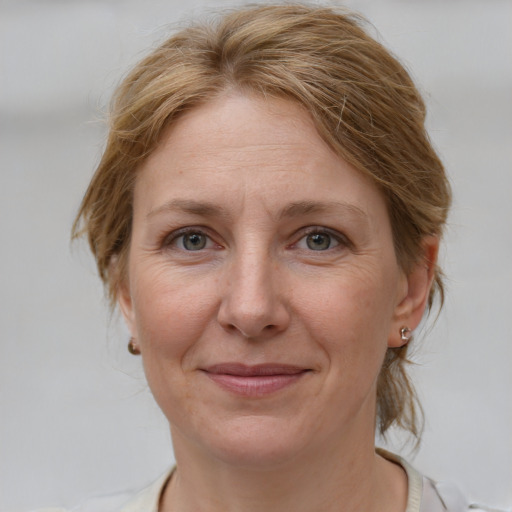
[175,414,313,470]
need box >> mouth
[201,363,311,397]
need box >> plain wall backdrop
[1,0,511,510]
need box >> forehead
[134,93,388,225]
[150,93,332,170]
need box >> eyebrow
[279,201,368,222]
[147,198,368,223]
[147,199,228,220]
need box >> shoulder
[377,448,510,512]
[26,493,134,512]
[425,479,510,512]
[27,470,172,512]
[76,470,171,512]
[28,510,67,512]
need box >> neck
[161,426,407,512]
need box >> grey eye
[306,233,332,251]
[182,233,207,250]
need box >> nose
[217,248,291,340]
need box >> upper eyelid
[300,226,341,235]
[294,226,349,243]
[162,226,214,246]
[159,225,351,248]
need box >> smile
[202,363,310,397]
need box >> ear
[111,256,137,338]
[388,235,440,348]
[118,278,137,338]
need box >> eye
[164,229,215,251]
[294,229,344,252]
[305,232,335,251]
[181,232,208,251]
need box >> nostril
[217,295,291,339]
[225,323,276,339]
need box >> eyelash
[292,227,351,252]
[161,226,351,254]
[162,227,219,252]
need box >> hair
[72,3,451,438]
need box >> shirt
[32,451,506,512]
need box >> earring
[400,326,412,344]
[128,337,141,355]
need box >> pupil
[184,233,205,250]
[307,233,330,250]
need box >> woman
[44,4,497,512]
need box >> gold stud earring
[128,337,141,355]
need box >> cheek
[298,266,397,380]
[131,263,218,364]
[130,266,220,419]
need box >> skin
[119,93,438,512]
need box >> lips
[202,363,309,397]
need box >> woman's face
[120,93,427,467]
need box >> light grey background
[1,0,511,510]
